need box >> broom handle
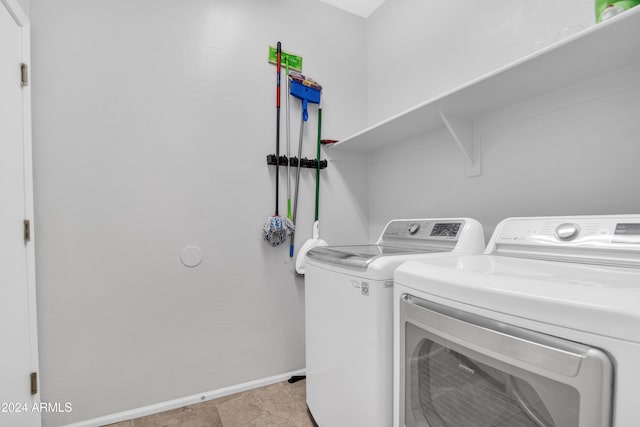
[292,112,304,225]
[290,111,305,256]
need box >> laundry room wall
[30,0,368,425]
[366,0,594,124]
[364,0,640,240]
[15,0,28,16]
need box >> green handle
[315,107,322,221]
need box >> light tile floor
[105,379,317,427]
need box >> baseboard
[64,369,306,427]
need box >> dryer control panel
[494,216,640,246]
[489,215,640,267]
[613,223,640,244]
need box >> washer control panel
[381,220,463,242]
[408,223,420,235]
[430,222,462,238]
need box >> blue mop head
[289,71,322,122]
[263,215,295,247]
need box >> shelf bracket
[439,111,481,177]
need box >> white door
[0,1,40,426]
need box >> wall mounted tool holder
[266,154,328,169]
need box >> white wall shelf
[331,7,640,176]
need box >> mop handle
[275,42,281,216]
[287,64,293,257]
[286,60,291,220]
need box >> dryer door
[399,295,613,427]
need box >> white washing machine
[305,218,485,427]
[394,215,640,427]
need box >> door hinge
[30,372,38,395]
[21,63,28,87]
[24,220,31,242]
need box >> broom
[263,42,294,246]
[289,71,322,257]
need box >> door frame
[1,0,39,404]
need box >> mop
[295,101,328,274]
[289,71,322,258]
[263,42,294,246]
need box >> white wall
[30,0,368,425]
[366,0,640,240]
[367,0,594,124]
[15,0,28,16]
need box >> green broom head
[263,215,295,246]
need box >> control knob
[555,223,580,241]
[408,223,420,235]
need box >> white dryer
[305,218,485,427]
[394,215,640,427]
